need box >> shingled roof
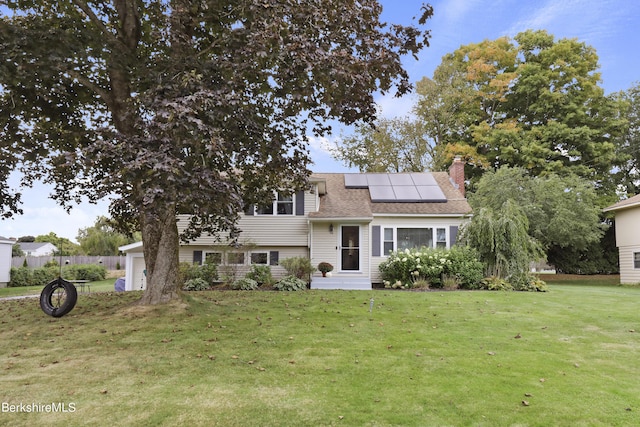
[603,193,640,212]
[308,172,472,219]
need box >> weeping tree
[461,200,544,281]
[0,1,433,304]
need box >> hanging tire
[40,278,78,317]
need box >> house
[16,242,58,256]
[120,158,472,291]
[0,236,14,287]
[603,194,640,284]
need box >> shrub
[231,277,259,291]
[274,275,307,291]
[446,246,485,289]
[43,259,59,268]
[9,267,33,287]
[246,265,274,286]
[179,261,219,286]
[62,264,107,281]
[9,267,59,287]
[479,276,514,291]
[279,257,315,281]
[32,267,58,287]
[384,280,409,290]
[378,246,483,290]
[512,274,549,292]
[317,262,333,274]
[183,278,210,291]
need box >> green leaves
[1,1,432,303]
[463,198,544,280]
[468,166,604,253]
[419,30,618,183]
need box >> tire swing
[40,277,78,317]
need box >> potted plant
[317,262,334,277]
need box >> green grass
[0,279,117,298]
[0,280,638,426]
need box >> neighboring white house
[16,242,58,256]
[603,194,640,284]
[0,236,15,287]
[120,159,473,291]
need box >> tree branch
[71,0,121,49]
[66,69,111,106]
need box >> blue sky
[2,0,639,242]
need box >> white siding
[179,245,308,280]
[310,221,370,279]
[0,240,13,286]
[310,222,338,276]
[618,245,640,284]
[612,207,640,284]
[178,191,316,247]
[614,208,640,248]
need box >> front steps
[310,276,372,290]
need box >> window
[250,252,268,265]
[634,252,640,269]
[397,228,433,250]
[204,252,222,264]
[256,192,294,215]
[383,228,394,255]
[227,252,245,265]
[378,226,452,256]
[276,193,294,215]
[436,228,447,249]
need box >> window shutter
[269,251,279,266]
[295,190,305,216]
[193,250,203,265]
[244,204,254,216]
[449,226,459,246]
[371,226,381,257]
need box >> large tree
[467,166,606,269]
[330,117,436,172]
[0,1,433,304]
[419,30,622,185]
[77,216,140,256]
[612,82,640,196]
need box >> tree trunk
[138,203,181,305]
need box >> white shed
[0,236,15,287]
[118,241,146,291]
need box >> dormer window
[256,192,294,215]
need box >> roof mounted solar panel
[392,185,422,202]
[389,174,414,186]
[344,174,369,188]
[410,173,438,186]
[343,172,447,203]
[416,185,446,202]
[366,174,392,186]
[369,185,396,201]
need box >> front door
[340,225,360,271]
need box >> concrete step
[310,276,372,290]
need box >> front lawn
[0,279,117,298]
[0,284,638,426]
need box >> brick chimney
[448,156,465,196]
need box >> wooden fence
[11,255,126,270]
